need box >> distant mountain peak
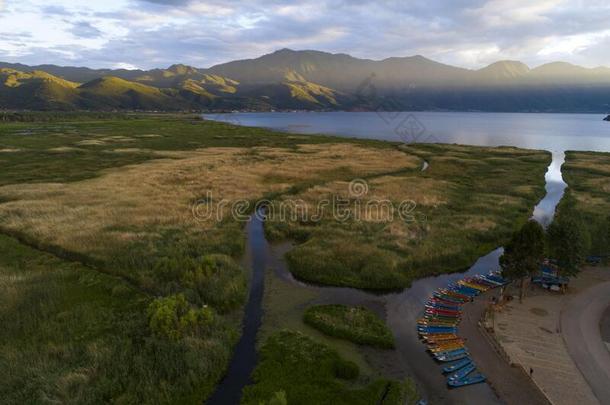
[477,60,530,80]
[167,64,199,75]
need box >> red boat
[425,307,461,316]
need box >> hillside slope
[2,49,610,112]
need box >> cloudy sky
[0,0,609,70]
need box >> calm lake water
[204,111,610,152]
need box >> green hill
[77,76,178,110]
[0,69,79,110]
[2,49,610,112]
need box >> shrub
[147,294,214,341]
[242,330,409,405]
[303,305,395,349]
[334,359,359,380]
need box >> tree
[547,213,590,276]
[591,215,610,257]
[500,220,545,302]
[147,293,214,341]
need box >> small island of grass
[303,305,395,349]
[241,330,415,405]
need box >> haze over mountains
[1,49,610,112]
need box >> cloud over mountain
[0,1,609,70]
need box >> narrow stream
[532,151,567,227]
[207,208,268,405]
[209,153,567,404]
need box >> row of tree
[500,196,607,302]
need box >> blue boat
[447,363,476,381]
[418,326,458,331]
[485,274,507,284]
[436,352,469,362]
[433,348,467,359]
[447,373,486,387]
[433,293,464,304]
[442,358,472,374]
[450,285,480,296]
[418,325,457,331]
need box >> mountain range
[2,49,610,112]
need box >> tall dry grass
[0,143,416,259]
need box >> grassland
[303,305,395,349]
[560,151,610,255]
[0,114,415,402]
[241,330,418,405]
[0,113,551,402]
[0,233,236,404]
[268,143,550,289]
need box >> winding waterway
[206,112,610,404]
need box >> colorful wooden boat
[426,302,461,311]
[442,358,472,374]
[432,293,464,304]
[447,363,476,381]
[421,333,458,341]
[425,307,461,316]
[433,347,467,358]
[439,290,471,301]
[447,373,486,387]
[426,337,464,345]
[429,296,463,304]
[435,351,469,362]
[429,343,465,353]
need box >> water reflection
[532,152,567,227]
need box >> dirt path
[561,280,610,405]
[460,291,550,405]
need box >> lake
[204,111,610,153]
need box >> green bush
[333,359,359,380]
[241,330,412,405]
[147,294,214,341]
[303,305,395,349]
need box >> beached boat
[425,307,461,315]
[426,302,461,311]
[435,352,469,362]
[447,373,486,387]
[447,363,476,381]
[421,333,458,341]
[432,293,465,304]
[433,347,467,358]
[429,296,464,306]
[442,358,472,374]
[439,290,471,301]
[424,336,463,344]
[428,343,465,353]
